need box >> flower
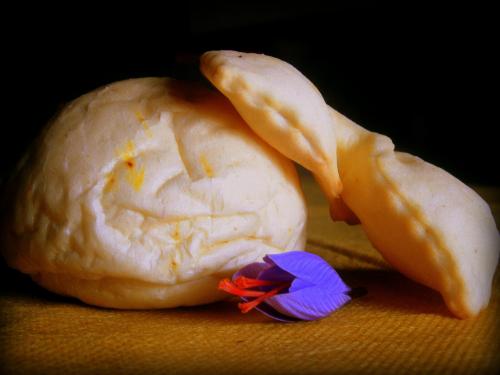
[218,251,352,322]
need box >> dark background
[2,2,498,187]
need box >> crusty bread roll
[1,78,307,308]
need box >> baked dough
[201,50,500,318]
[329,108,500,318]
[201,50,342,201]
[1,78,307,308]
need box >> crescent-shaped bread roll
[1,78,307,309]
[329,108,499,318]
[201,50,342,200]
[201,50,500,318]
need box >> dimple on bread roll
[1,78,307,308]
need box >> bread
[201,50,342,202]
[328,107,500,318]
[1,78,307,308]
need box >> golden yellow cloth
[1,173,499,374]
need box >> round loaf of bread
[1,78,306,308]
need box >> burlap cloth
[1,172,499,375]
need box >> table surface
[1,172,499,375]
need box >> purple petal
[288,278,315,292]
[265,251,350,293]
[230,261,297,321]
[232,261,269,281]
[258,265,295,284]
[266,286,351,320]
[252,301,301,322]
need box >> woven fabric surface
[1,172,499,375]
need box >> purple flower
[218,251,352,322]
